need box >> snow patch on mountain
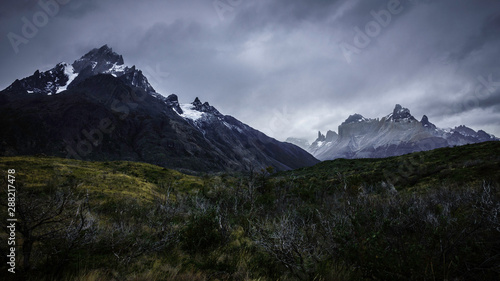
[105,63,127,77]
[179,103,204,120]
[56,63,78,94]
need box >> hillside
[0,156,202,200]
[1,142,499,280]
[278,141,500,192]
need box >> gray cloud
[1,0,499,141]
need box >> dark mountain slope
[0,47,319,172]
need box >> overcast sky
[1,0,500,142]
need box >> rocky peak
[343,113,366,125]
[389,104,416,122]
[79,45,123,64]
[166,94,179,104]
[193,97,202,107]
[165,94,182,113]
[477,130,494,141]
[72,45,125,73]
[317,131,326,142]
[3,63,70,95]
[118,68,156,93]
[309,130,338,151]
[325,130,339,142]
[191,97,221,115]
[67,45,157,95]
[420,115,437,130]
[453,125,477,137]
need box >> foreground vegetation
[1,142,500,280]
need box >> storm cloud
[1,0,499,141]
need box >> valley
[1,142,499,280]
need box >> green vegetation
[1,142,499,280]
[278,141,500,192]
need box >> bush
[181,210,226,254]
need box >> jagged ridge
[302,104,498,160]
[0,45,319,172]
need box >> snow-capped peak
[72,45,124,73]
[3,45,159,99]
[63,45,158,96]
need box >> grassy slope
[0,142,498,280]
[0,157,207,280]
[276,141,500,192]
[0,157,203,201]
[2,141,498,196]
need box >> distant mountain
[285,137,310,151]
[0,45,319,172]
[301,104,498,161]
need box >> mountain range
[287,104,498,161]
[0,45,319,172]
[2,45,497,171]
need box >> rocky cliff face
[0,45,319,172]
[304,104,498,161]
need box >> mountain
[0,45,319,172]
[304,104,498,161]
[285,137,310,151]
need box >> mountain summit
[388,104,417,122]
[0,45,318,172]
[300,104,497,160]
[75,45,124,70]
[3,44,156,98]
